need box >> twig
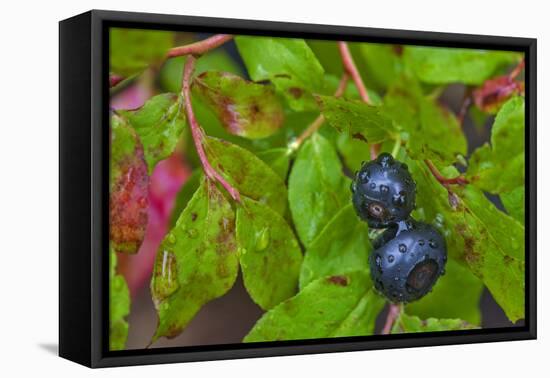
[182,56,241,202]
[457,90,473,127]
[290,73,349,151]
[509,58,525,81]
[382,303,402,335]
[168,34,233,58]
[338,41,381,160]
[370,144,381,161]
[424,159,469,187]
[391,134,402,158]
[338,42,372,104]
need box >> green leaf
[237,197,303,310]
[193,71,285,139]
[110,248,130,350]
[307,40,343,77]
[316,95,397,145]
[169,171,203,228]
[404,46,520,85]
[110,28,173,77]
[118,93,186,173]
[257,148,291,179]
[244,271,385,342]
[467,96,525,193]
[204,136,287,215]
[288,133,351,247]
[408,158,525,322]
[405,259,483,325]
[382,79,467,165]
[300,204,370,289]
[151,179,239,341]
[359,43,403,90]
[501,186,525,225]
[235,36,325,111]
[109,115,149,254]
[391,313,475,334]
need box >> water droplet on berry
[369,182,376,189]
[375,254,383,273]
[429,240,438,248]
[418,239,425,246]
[388,255,395,263]
[392,192,406,207]
[398,244,407,253]
[394,276,399,281]
[380,185,389,194]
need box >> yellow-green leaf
[150,179,239,342]
[288,133,351,247]
[300,204,370,289]
[244,271,384,342]
[237,197,303,310]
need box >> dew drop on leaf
[254,227,271,252]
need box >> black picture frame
[59,9,537,368]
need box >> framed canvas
[59,9,537,368]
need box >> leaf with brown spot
[204,136,287,215]
[407,157,525,322]
[192,71,285,139]
[244,271,384,342]
[237,197,303,310]
[109,115,149,254]
[150,178,239,342]
[235,36,325,111]
[118,93,187,173]
[316,95,397,145]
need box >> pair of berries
[351,153,447,303]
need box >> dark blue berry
[351,153,416,228]
[369,219,447,303]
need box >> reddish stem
[370,144,381,160]
[109,74,124,88]
[168,34,234,58]
[457,90,472,127]
[338,41,381,160]
[338,42,372,104]
[291,74,349,150]
[182,56,241,202]
[424,159,469,187]
[382,304,401,335]
[509,58,525,80]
